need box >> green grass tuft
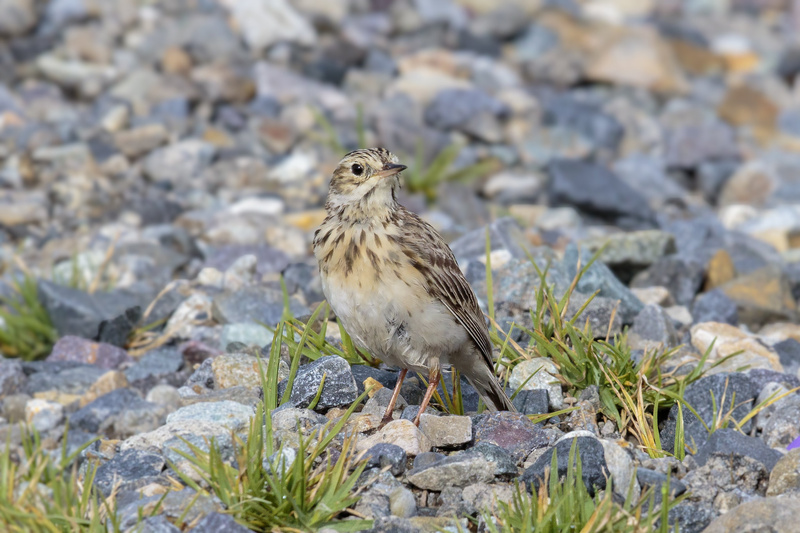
[0,275,58,361]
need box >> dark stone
[189,512,251,532]
[694,428,782,471]
[636,468,687,497]
[629,304,679,348]
[473,411,553,462]
[23,363,106,396]
[124,346,185,384]
[363,443,408,476]
[546,159,655,226]
[69,388,152,433]
[692,289,739,325]
[661,373,759,453]
[511,389,549,415]
[697,160,739,203]
[663,121,737,169]
[471,441,518,476]
[662,501,717,533]
[631,256,705,307]
[413,452,446,470]
[0,358,26,396]
[280,356,358,409]
[541,94,624,152]
[774,339,800,371]
[777,46,800,83]
[93,449,165,496]
[520,437,609,495]
[47,336,133,370]
[97,307,142,347]
[38,281,151,340]
[747,368,800,394]
[351,365,400,393]
[282,262,324,305]
[424,88,509,131]
[212,286,308,326]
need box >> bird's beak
[373,163,407,179]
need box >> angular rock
[510,389,549,415]
[418,414,472,448]
[508,358,563,410]
[661,373,758,453]
[694,428,782,471]
[93,449,165,496]
[520,436,609,495]
[191,512,252,533]
[47,336,133,370]
[363,443,408,477]
[166,400,253,432]
[547,159,655,226]
[211,352,263,390]
[0,358,26,396]
[472,411,554,462]
[212,286,308,326]
[628,304,679,352]
[143,140,216,186]
[719,265,797,327]
[692,289,739,326]
[406,452,495,490]
[282,355,358,410]
[124,347,185,385]
[631,256,705,307]
[25,398,64,431]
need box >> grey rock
[203,244,290,277]
[760,394,800,448]
[662,373,758,453]
[413,452,445,470]
[636,468,687,496]
[520,436,609,495]
[406,452,495,490]
[181,357,215,396]
[747,369,800,393]
[664,121,738,169]
[38,281,149,341]
[774,338,800,373]
[47,336,133,370]
[471,441,518,477]
[124,347,185,385]
[134,516,180,533]
[23,362,106,396]
[703,494,800,533]
[510,389,549,415]
[628,304,679,351]
[166,400,253,432]
[281,356,358,410]
[189,512,251,533]
[565,294,622,338]
[692,289,739,325]
[93,449,165,496]
[694,428,782,471]
[96,306,142,348]
[0,0,37,38]
[473,411,554,462]
[143,140,216,185]
[70,388,160,435]
[663,501,717,533]
[212,286,308,326]
[2,393,30,422]
[389,486,417,518]
[767,449,800,496]
[631,256,705,307]
[364,443,408,476]
[0,358,26,396]
[117,487,223,531]
[613,155,690,210]
[541,93,623,152]
[424,88,508,130]
[547,159,655,226]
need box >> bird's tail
[466,365,516,413]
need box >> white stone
[25,399,64,432]
[221,0,316,52]
[356,419,431,456]
[509,358,564,410]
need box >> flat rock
[93,448,165,496]
[281,355,358,410]
[703,494,800,533]
[694,428,782,471]
[406,452,495,490]
[472,411,554,462]
[418,414,472,448]
[166,400,253,432]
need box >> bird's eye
[351,163,364,176]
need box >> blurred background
[1,0,800,360]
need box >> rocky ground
[3,0,800,531]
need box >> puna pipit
[314,147,515,426]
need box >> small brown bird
[313,148,515,425]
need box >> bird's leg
[380,368,408,427]
[413,367,441,426]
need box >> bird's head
[326,148,407,213]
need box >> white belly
[321,273,467,372]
